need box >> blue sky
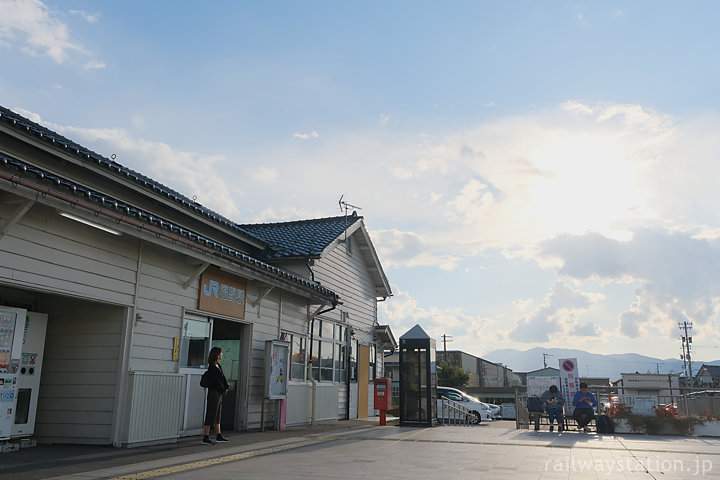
[2,0,720,370]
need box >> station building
[0,106,394,447]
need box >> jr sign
[198,267,247,319]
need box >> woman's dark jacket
[205,364,229,394]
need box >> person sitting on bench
[540,385,565,432]
[572,382,597,432]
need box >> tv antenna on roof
[338,195,362,245]
[338,195,362,216]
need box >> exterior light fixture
[59,211,121,236]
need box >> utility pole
[441,334,453,355]
[679,321,694,386]
[542,353,552,369]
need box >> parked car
[436,386,493,424]
[486,403,502,420]
[501,402,517,420]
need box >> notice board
[264,340,289,399]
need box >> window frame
[310,318,350,383]
[281,331,307,381]
[180,315,211,369]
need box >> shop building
[0,106,393,447]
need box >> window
[310,318,349,383]
[369,344,377,381]
[447,392,463,402]
[181,316,210,368]
[281,331,307,381]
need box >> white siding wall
[129,242,199,373]
[312,233,377,333]
[0,201,137,306]
[35,296,125,444]
[311,230,380,419]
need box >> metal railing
[437,398,473,426]
[514,386,720,431]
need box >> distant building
[525,367,560,378]
[695,364,720,387]
[436,350,522,387]
[384,349,523,406]
[613,373,680,405]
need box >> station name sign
[198,267,247,319]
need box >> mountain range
[483,347,720,382]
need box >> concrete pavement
[3,419,720,479]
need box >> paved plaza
[3,420,719,480]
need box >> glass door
[179,314,212,433]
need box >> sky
[1,0,720,371]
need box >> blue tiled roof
[241,214,361,259]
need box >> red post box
[374,378,392,425]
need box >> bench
[530,411,596,431]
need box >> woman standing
[202,346,230,445]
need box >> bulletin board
[264,340,289,399]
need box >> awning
[374,325,397,351]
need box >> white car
[486,403,502,420]
[436,386,493,424]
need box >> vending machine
[0,307,26,440]
[12,312,48,438]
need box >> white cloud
[217,101,720,278]
[293,131,319,140]
[69,9,100,23]
[0,0,89,64]
[83,60,105,70]
[571,322,601,336]
[447,178,495,224]
[20,109,241,219]
[379,113,390,126]
[379,288,495,351]
[372,229,459,270]
[249,166,278,184]
[131,115,145,129]
[508,281,601,343]
[540,228,720,340]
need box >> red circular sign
[562,359,575,372]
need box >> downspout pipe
[306,257,315,282]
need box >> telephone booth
[398,324,437,426]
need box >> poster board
[264,340,289,399]
[527,376,561,398]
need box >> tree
[437,361,469,388]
